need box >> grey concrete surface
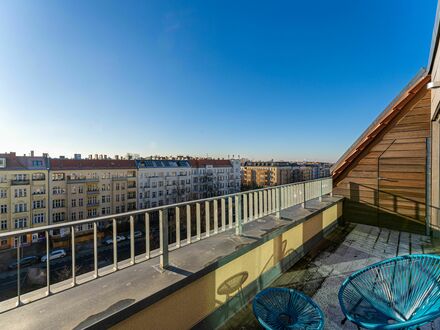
[0,196,341,329]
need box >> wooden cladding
[333,83,431,234]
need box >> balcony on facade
[67,177,99,184]
[10,179,30,186]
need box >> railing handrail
[0,177,332,239]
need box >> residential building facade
[0,152,49,248]
[48,159,137,236]
[136,159,192,209]
[189,159,241,199]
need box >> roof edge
[331,69,429,179]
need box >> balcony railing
[0,177,332,309]
[10,180,30,186]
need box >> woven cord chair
[339,254,440,329]
[253,288,324,330]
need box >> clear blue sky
[0,1,437,162]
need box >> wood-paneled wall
[334,87,431,234]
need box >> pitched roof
[188,159,232,168]
[0,153,48,170]
[50,159,136,170]
[136,159,191,168]
[332,69,430,181]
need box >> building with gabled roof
[332,69,431,234]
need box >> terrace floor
[221,223,440,330]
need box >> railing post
[175,207,181,248]
[235,195,242,236]
[205,201,210,237]
[243,194,248,223]
[228,196,233,228]
[196,202,201,240]
[259,190,263,218]
[221,198,226,231]
[45,230,50,296]
[319,179,323,202]
[16,236,21,307]
[130,216,135,265]
[93,222,98,278]
[71,225,76,286]
[249,193,253,221]
[213,199,219,233]
[302,182,306,208]
[160,208,169,269]
[186,205,192,243]
[145,213,150,259]
[276,187,281,218]
[113,218,118,269]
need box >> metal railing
[0,177,332,308]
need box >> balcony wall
[111,198,342,329]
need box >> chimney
[9,152,16,157]
[99,154,103,160]
[104,155,107,159]
[30,150,34,157]
[60,155,65,159]
[94,154,99,160]
[115,155,119,160]
[74,154,81,160]
[88,154,93,160]
[43,153,48,158]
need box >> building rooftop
[135,159,191,168]
[49,158,137,170]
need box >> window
[0,205,7,214]
[116,183,120,190]
[0,189,6,198]
[52,173,65,181]
[33,186,45,195]
[0,220,7,230]
[52,186,65,195]
[32,213,45,224]
[87,208,97,218]
[32,172,45,180]
[52,199,65,208]
[79,198,83,207]
[14,188,27,198]
[116,194,120,202]
[78,186,84,194]
[14,203,27,213]
[101,195,106,203]
[71,199,76,207]
[14,218,27,229]
[52,212,65,223]
[32,160,43,167]
[71,212,77,220]
[33,200,45,209]
[78,211,84,220]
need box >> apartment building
[136,159,192,209]
[48,159,137,236]
[0,152,49,248]
[241,161,293,188]
[189,159,241,199]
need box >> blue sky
[0,1,437,162]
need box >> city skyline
[0,1,437,162]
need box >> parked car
[41,249,67,263]
[103,235,126,245]
[126,231,143,240]
[8,256,39,269]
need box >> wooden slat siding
[334,85,431,234]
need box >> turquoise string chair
[253,288,324,330]
[339,254,440,329]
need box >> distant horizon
[1,149,335,164]
[0,1,436,163]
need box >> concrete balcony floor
[221,223,440,330]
